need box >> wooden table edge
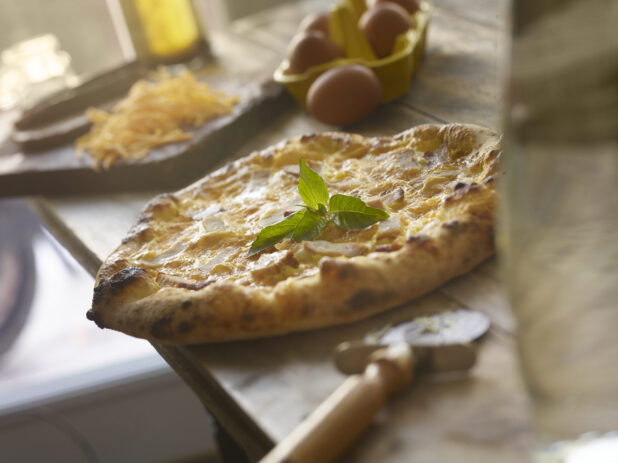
[31,196,274,460]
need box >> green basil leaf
[298,158,329,210]
[247,210,306,256]
[291,208,331,242]
[329,194,389,229]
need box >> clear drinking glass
[500,0,618,461]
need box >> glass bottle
[117,0,210,64]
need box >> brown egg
[306,65,381,126]
[359,3,412,58]
[286,31,343,75]
[368,0,420,14]
[298,12,331,37]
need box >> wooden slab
[401,8,504,130]
[12,62,148,151]
[231,0,507,47]
[0,72,290,197]
[432,0,507,28]
[154,284,528,463]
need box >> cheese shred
[76,69,239,169]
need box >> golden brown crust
[87,123,501,344]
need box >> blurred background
[0,0,289,77]
[0,200,219,462]
[0,0,289,461]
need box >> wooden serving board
[0,66,290,197]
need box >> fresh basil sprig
[248,158,389,256]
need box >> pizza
[87,123,501,344]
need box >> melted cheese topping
[117,125,500,289]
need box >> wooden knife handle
[259,343,414,463]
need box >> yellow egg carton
[274,0,432,108]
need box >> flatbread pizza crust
[87,123,501,344]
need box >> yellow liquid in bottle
[133,0,200,58]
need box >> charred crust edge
[108,267,149,293]
[86,309,105,328]
[150,315,173,339]
[181,300,193,310]
[319,259,357,279]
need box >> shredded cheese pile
[76,69,239,169]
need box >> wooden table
[33,0,532,461]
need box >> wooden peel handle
[259,343,414,463]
